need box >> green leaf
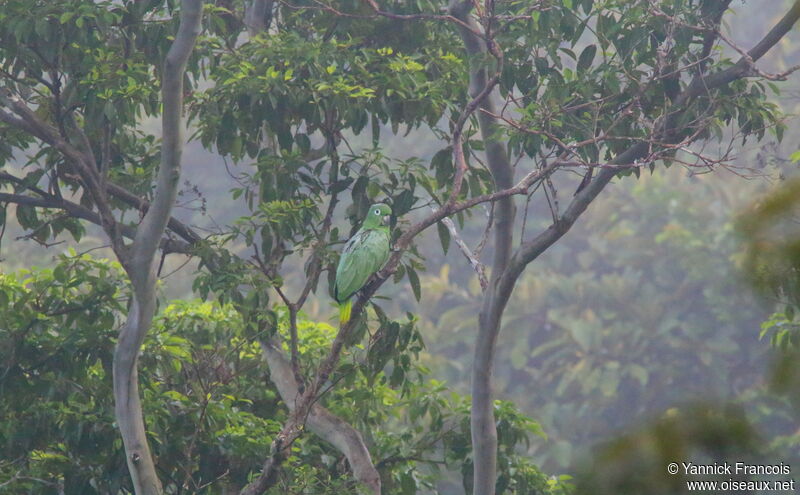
[371,114,381,147]
[393,189,415,216]
[61,218,85,242]
[437,221,450,254]
[16,203,38,229]
[577,44,596,73]
[407,265,421,302]
[294,133,311,154]
[534,57,549,75]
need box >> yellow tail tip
[339,300,352,325]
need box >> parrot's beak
[383,215,391,225]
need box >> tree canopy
[1,0,800,494]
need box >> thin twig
[431,205,488,290]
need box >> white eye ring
[374,209,380,214]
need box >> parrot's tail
[339,299,352,325]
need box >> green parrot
[334,203,392,324]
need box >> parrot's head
[366,203,392,227]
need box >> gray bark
[112,1,203,493]
[261,340,382,494]
[239,307,367,495]
[448,2,515,493]
[245,0,273,36]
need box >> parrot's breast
[334,227,390,302]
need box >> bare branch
[240,307,366,494]
[104,179,202,245]
[432,205,488,290]
[361,0,482,37]
[296,191,338,309]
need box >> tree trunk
[112,1,203,493]
[448,1,514,493]
[114,298,162,494]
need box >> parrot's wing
[334,228,390,302]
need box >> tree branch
[240,293,371,494]
[0,188,191,254]
[0,89,123,251]
[0,107,38,137]
[433,206,488,290]
[260,339,381,494]
[104,179,202,245]
[112,2,203,494]
[510,0,800,278]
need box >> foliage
[3,0,784,291]
[0,251,127,493]
[194,30,463,160]
[0,0,183,196]
[494,0,784,169]
[0,254,279,493]
[0,255,566,494]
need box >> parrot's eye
[374,209,380,214]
